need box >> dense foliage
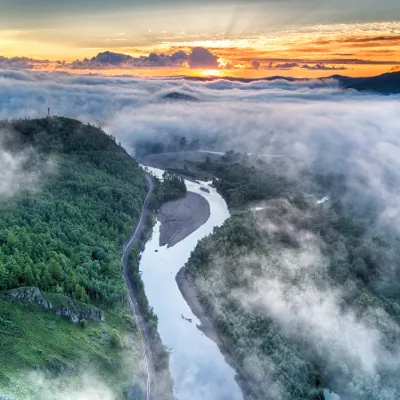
[198,156,291,207]
[148,171,187,210]
[187,157,400,400]
[0,117,147,306]
[0,117,153,399]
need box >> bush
[110,328,122,348]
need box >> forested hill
[0,118,177,399]
[186,156,400,400]
[0,117,147,304]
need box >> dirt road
[121,172,156,400]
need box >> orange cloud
[1,21,399,78]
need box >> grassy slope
[0,297,144,400]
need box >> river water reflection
[139,166,243,400]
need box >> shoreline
[176,266,257,400]
[145,161,250,398]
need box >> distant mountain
[161,91,199,102]
[181,71,400,95]
[343,71,400,94]
[182,75,303,83]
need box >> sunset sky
[1,0,399,78]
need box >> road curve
[121,171,155,400]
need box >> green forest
[0,117,147,304]
[0,117,149,399]
[186,156,400,400]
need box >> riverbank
[139,168,243,399]
[158,192,210,247]
[176,266,258,400]
[175,267,220,344]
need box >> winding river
[139,166,243,400]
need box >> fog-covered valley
[1,69,400,399]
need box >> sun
[201,69,222,77]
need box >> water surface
[140,166,243,400]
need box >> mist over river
[139,166,243,400]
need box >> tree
[50,260,63,281]
[23,265,35,286]
[0,260,7,290]
[179,136,187,150]
[74,284,87,301]
[110,329,122,348]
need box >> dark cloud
[273,62,299,70]
[171,51,188,62]
[92,51,132,65]
[0,50,394,74]
[67,48,219,70]
[69,50,183,69]
[240,57,400,65]
[259,62,347,71]
[301,63,347,70]
[0,56,51,69]
[187,47,219,69]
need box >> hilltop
[343,71,400,94]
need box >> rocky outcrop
[44,357,76,376]
[54,295,104,323]
[5,287,52,309]
[4,287,104,324]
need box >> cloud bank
[0,48,221,71]
[0,68,399,225]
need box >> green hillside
[0,117,147,399]
[186,156,400,400]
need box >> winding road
[121,171,155,400]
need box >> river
[139,166,244,400]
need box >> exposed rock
[200,187,210,193]
[5,287,52,309]
[54,295,104,323]
[45,357,76,377]
[4,287,104,323]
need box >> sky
[0,0,399,78]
